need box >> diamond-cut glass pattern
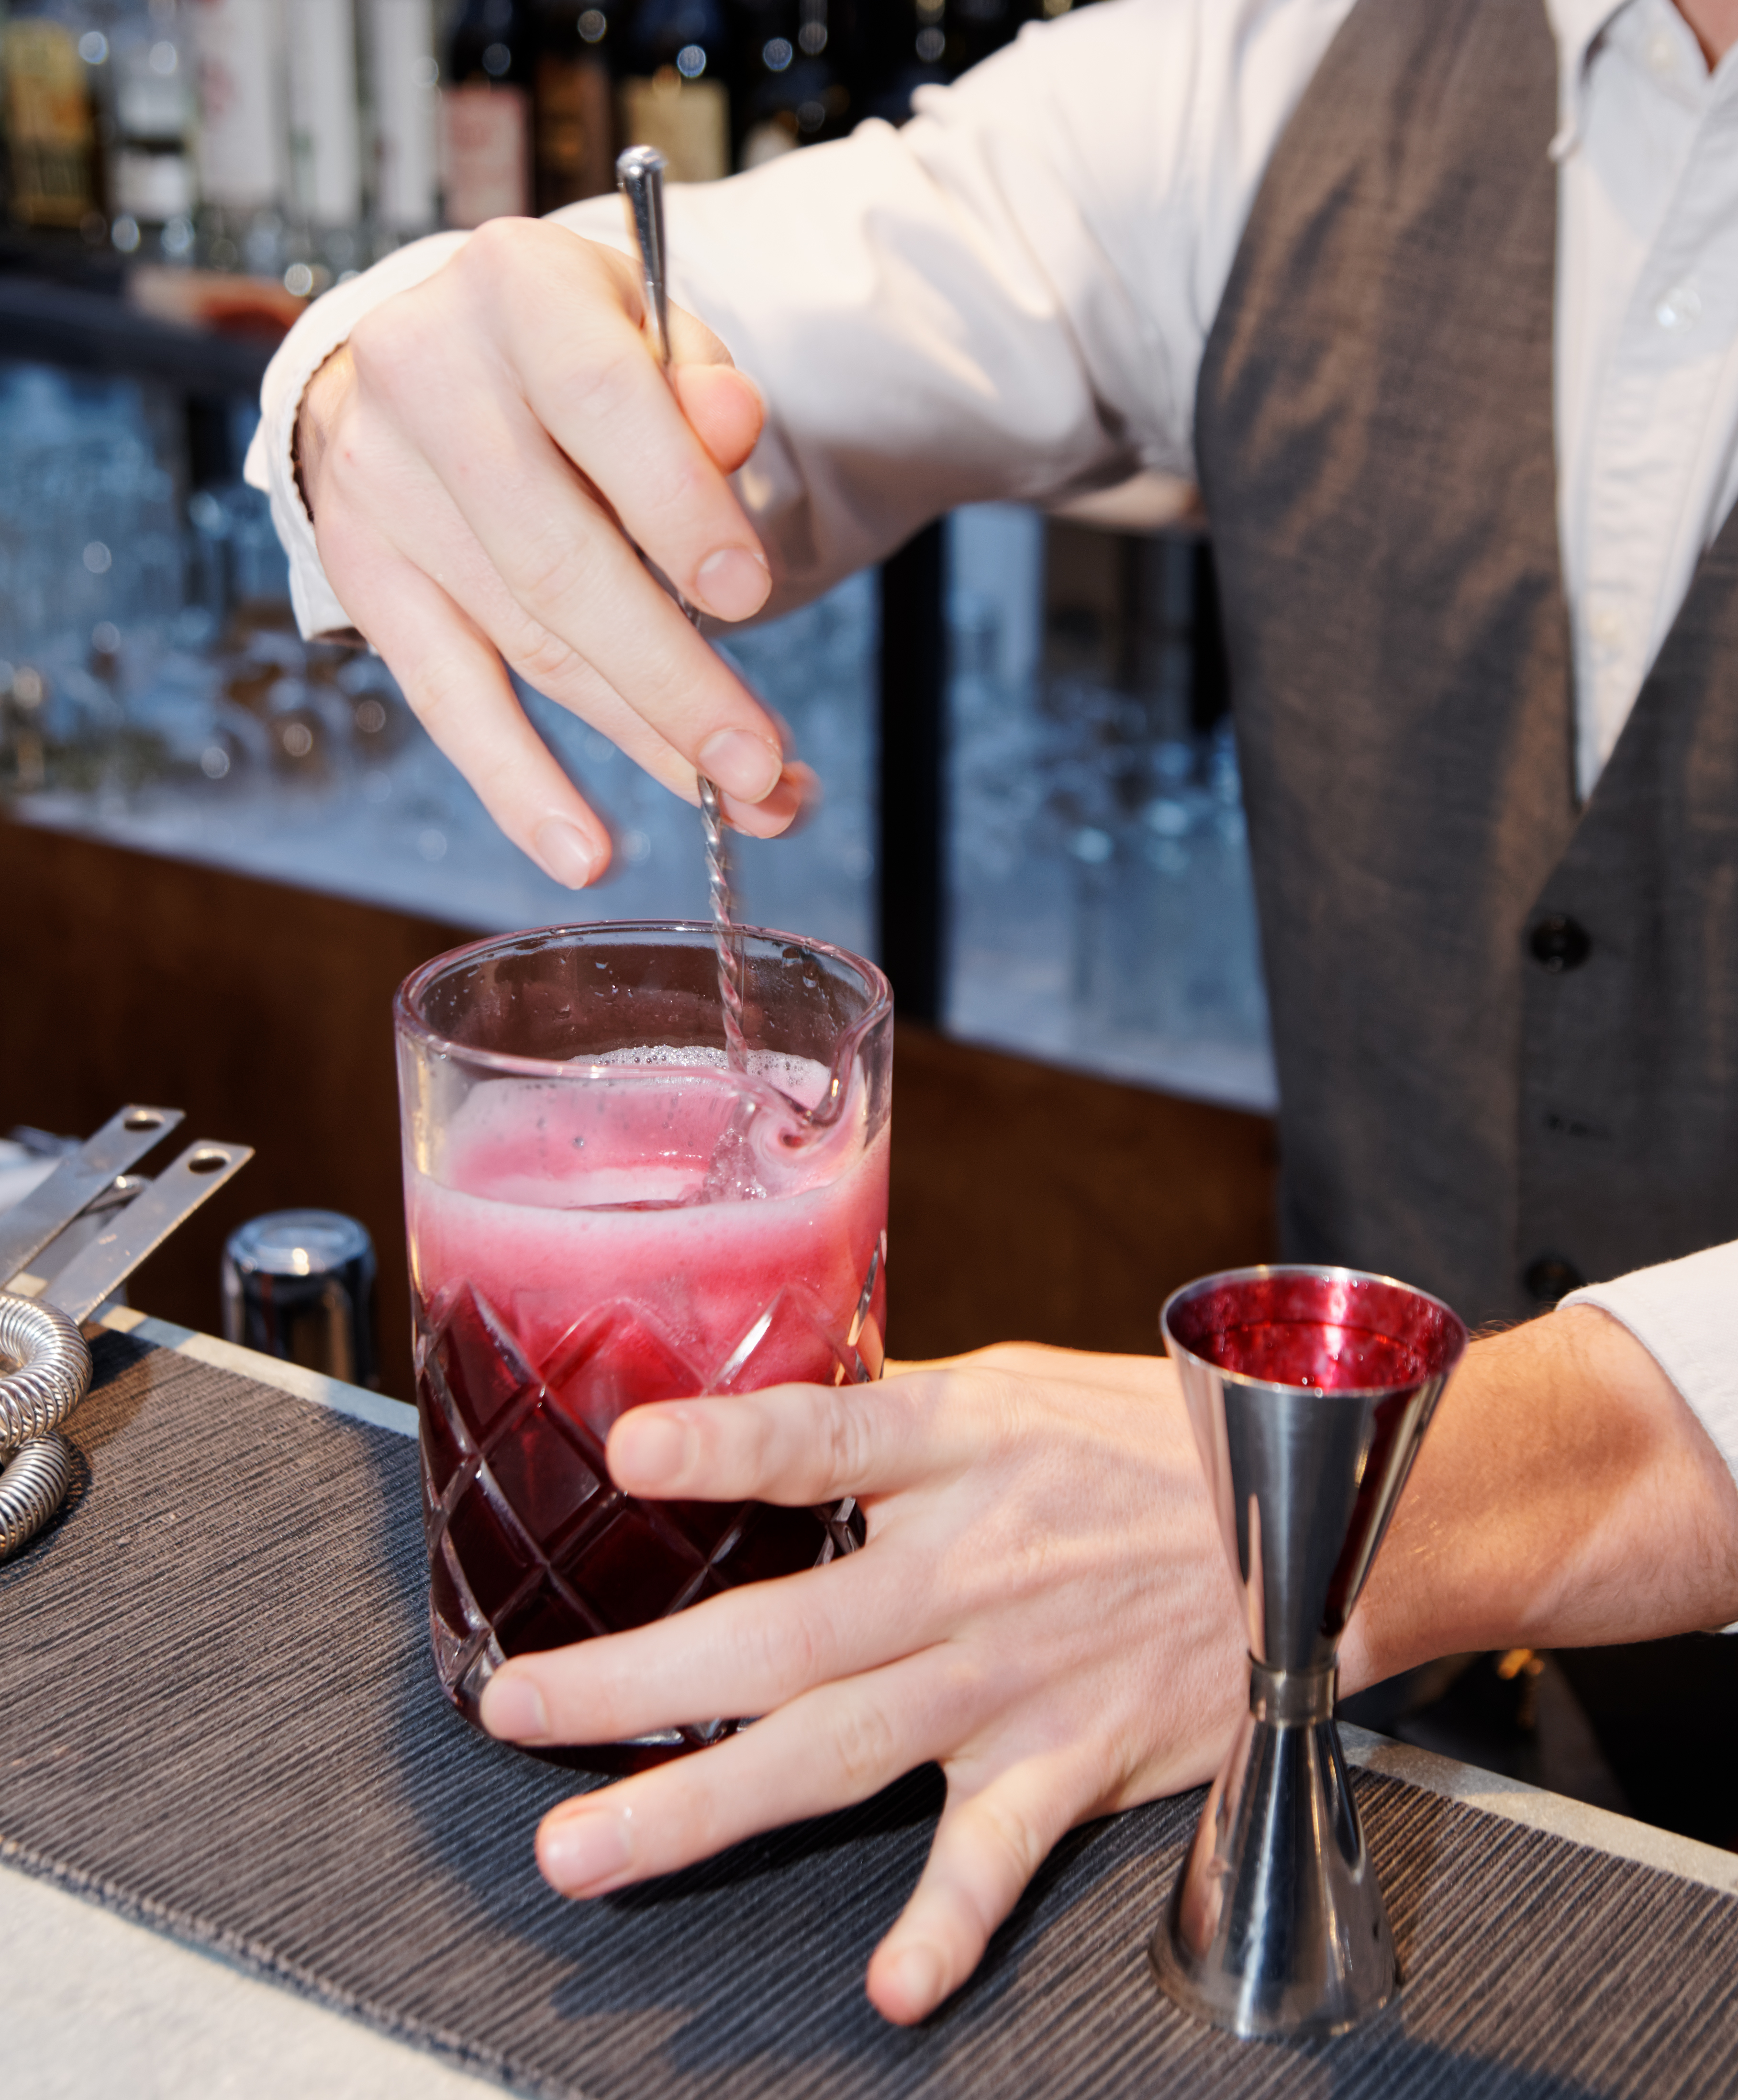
[415,1263,882,1749]
[483,1406,604,1554]
[427,1280,539,1438]
[544,1303,704,1445]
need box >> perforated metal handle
[0,1130,252,1562]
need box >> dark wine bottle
[856,0,1061,125]
[532,0,618,211]
[732,0,855,170]
[616,0,731,185]
[441,0,535,226]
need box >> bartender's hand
[477,1307,1738,2024]
[478,1344,1249,2025]
[294,219,808,889]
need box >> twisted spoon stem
[699,776,749,1067]
[618,143,749,1073]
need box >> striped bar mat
[3,1331,1737,2099]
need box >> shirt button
[1588,606,1624,654]
[1657,281,1703,331]
[1646,28,1677,73]
[1529,915,1591,971]
[1524,1255,1586,1307]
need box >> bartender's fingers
[330,533,616,886]
[349,223,770,622]
[607,1366,981,1509]
[315,413,806,853]
[484,226,771,618]
[866,1754,1090,2024]
[365,481,804,840]
[530,1645,976,1897]
[401,516,809,841]
[359,230,784,761]
[483,1527,944,1746]
[334,342,790,821]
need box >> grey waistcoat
[1194,0,1738,1327]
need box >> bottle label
[286,0,362,227]
[115,147,198,222]
[116,63,193,145]
[189,0,285,212]
[4,21,96,228]
[440,82,531,226]
[368,0,438,233]
[618,73,729,186]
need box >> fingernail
[479,1671,548,1743]
[693,544,770,621]
[698,727,783,803]
[723,762,818,838]
[533,815,600,889]
[540,1812,633,1894]
[889,1944,944,2014]
[613,1407,692,1489]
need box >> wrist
[1340,1305,1738,1693]
[293,344,354,529]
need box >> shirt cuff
[1562,1242,1738,1591]
[243,232,470,640]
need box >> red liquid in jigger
[409,1056,887,1751]
[1170,1272,1461,1389]
[1200,1320,1429,1389]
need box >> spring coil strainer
[0,1293,92,1559]
[0,1111,252,1563]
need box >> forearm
[1341,1307,1738,1689]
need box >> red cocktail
[395,923,892,1754]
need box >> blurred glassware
[946,504,1276,1112]
[0,350,876,957]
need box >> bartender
[254,0,1738,2024]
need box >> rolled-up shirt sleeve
[1562,1243,1738,1505]
[246,0,1355,633]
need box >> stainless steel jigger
[1153,1264,1467,2039]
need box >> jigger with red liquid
[1154,1265,1467,2038]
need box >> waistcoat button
[1523,1255,1585,1306]
[1528,916,1590,972]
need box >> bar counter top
[4,1310,1737,2099]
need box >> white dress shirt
[246,0,1738,1489]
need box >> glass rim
[394,918,894,1099]
[1159,1262,1469,1397]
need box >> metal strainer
[0,1106,252,1559]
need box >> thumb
[673,361,766,476]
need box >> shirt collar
[1547,0,1636,155]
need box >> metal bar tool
[0,1111,252,1559]
[1154,1264,1467,2038]
[616,141,749,1070]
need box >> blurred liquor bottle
[732,0,854,170]
[616,0,729,185]
[4,11,101,231]
[440,0,534,225]
[366,0,439,236]
[285,0,364,268]
[531,0,617,211]
[856,0,1067,124]
[108,0,200,260]
[189,0,289,272]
